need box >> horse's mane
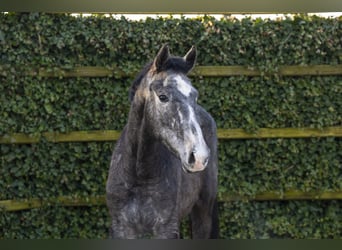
[129,56,193,102]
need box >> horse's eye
[158,95,169,103]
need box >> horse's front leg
[190,200,219,239]
[153,221,180,239]
[109,218,138,239]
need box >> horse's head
[130,44,210,173]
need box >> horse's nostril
[188,152,196,166]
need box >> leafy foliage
[0,13,341,239]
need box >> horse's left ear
[183,46,197,73]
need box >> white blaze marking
[174,75,192,97]
[177,106,184,125]
[188,106,208,158]
[163,75,193,97]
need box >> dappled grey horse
[106,44,218,239]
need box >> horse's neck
[124,106,162,181]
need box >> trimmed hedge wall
[0,13,341,238]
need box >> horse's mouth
[182,164,191,173]
[182,163,204,174]
[182,164,194,174]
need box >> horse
[106,44,219,239]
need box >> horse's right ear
[153,44,170,72]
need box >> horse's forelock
[129,56,192,102]
[160,57,193,74]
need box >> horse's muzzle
[183,149,210,173]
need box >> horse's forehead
[164,74,193,97]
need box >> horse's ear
[153,44,170,72]
[183,45,197,73]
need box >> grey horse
[106,44,218,239]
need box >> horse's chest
[120,190,176,228]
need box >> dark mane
[129,56,193,102]
[129,62,153,102]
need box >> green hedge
[1,201,341,239]
[0,13,341,239]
